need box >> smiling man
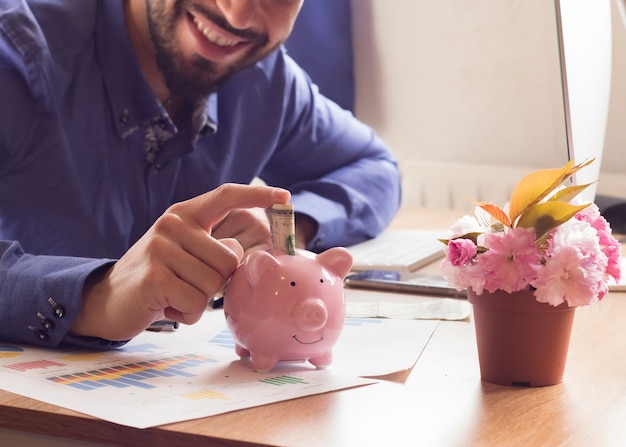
[0,0,401,348]
[125,0,301,113]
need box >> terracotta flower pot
[467,288,576,387]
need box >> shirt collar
[197,94,218,138]
[96,1,159,139]
[96,1,217,141]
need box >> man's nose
[215,0,257,30]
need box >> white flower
[450,215,484,238]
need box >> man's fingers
[163,239,243,325]
[165,236,243,296]
[180,184,291,229]
[219,237,244,263]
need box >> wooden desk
[2,208,626,446]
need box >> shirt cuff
[61,334,131,350]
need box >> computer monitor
[554,0,612,202]
[618,0,626,26]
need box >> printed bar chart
[0,309,427,428]
[5,359,65,372]
[259,375,309,386]
[183,389,229,401]
[45,354,216,391]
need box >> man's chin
[161,43,278,100]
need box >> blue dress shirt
[0,0,401,348]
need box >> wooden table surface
[2,207,626,447]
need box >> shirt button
[119,109,130,125]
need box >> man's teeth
[193,17,238,47]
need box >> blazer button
[48,297,65,318]
[39,316,54,331]
[28,326,49,342]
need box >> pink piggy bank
[224,247,353,372]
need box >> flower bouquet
[439,160,622,386]
[440,159,621,306]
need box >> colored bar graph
[259,375,309,386]
[4,359,65,372]
[209,329,236,350]
[45,354,216,391]
[120,343,161,353]
[0,345,24,359]
[183,389,229,401]
[343,317,384,327]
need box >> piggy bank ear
[317,247,354,280]
[244,250,280,287]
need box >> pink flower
[441,256,486,294]
[532,219,608,306]
[445,238,477,266]
[478,228,542,293]
[575,204,622,283]
[532,245,604,306]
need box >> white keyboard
[347,229,448,272]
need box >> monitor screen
[554,0,612,202]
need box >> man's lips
[190,13,240,48]
[185,11,250,62]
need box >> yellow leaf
[508,161,573,222]
[508,159,594,223]
[549,183,594,203]
[517,201,591,239]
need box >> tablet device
[344,270,466,298]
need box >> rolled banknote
[266,203,296,255]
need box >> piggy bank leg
[308,351,332,370]
[251,355,278,373]
[235,343,251,359]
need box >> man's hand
[211,207,273,256]
[70,184,291,341]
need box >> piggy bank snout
[293,298,328,331]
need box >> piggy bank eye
[290,281,296,287]
[319,278,324,283]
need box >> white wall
[352,0,626,207]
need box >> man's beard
[146,0,278,102]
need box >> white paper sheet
[0,310,438,429]
[345,287,471,320]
